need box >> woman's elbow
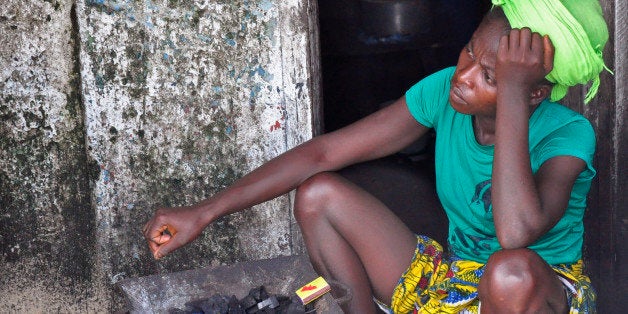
[495,224,537,249]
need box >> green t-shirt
[405,67,596,265]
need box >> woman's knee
[479,248,567,312]
[479,248,544,299]
[294,172,344,223]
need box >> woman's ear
[530,84,552,106]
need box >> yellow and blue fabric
[386,235,595,313]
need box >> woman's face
[450,17,509,117]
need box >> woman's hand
[142,204,212,259]
[495,28,554,98]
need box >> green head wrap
[492,0,610,103]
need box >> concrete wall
[0,0,320,311]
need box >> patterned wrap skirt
[378,235,596,314]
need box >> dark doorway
[317,0,491,242]
[318,0,491,132]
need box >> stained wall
[0,0,320,311]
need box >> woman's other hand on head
[142,205,210,259]
[541,34,555,76]
[496,28,555,93]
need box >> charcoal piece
[275,296,291,307]
[183,299,207,314]
[245,306,260,314]
[283,296,306,314]
[248,286,269,302]
[257,296,279,310]
[228,295,246,314]
[201,294,230,314]
[185,298,206,309]
[239,294,257,309]
[165,286,320,314]
[304,302,316,314]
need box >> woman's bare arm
[143,96,429,258]
[492,28,585,248]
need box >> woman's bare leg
[294,172,418,313]
[478,248,568,313]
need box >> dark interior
[319,0,491,242]
[319,0,491,132]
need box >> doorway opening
[319,0,490,132]
[317,0,491,239]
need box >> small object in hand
[295,276,331,305]
[162,227,173,236]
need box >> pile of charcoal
[169,286,316,314]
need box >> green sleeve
[533,117,596,181]
[405,67,455,129]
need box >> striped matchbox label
[295,276,331,305]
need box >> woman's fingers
[148,238,159,253]
[152,232,172,244]
[142,221,150,235]
[543,35,555,74]
[153,236,183,259]
[530,32,543,53]
[508,27,520,52]
[144,223,177,257]
[519,27,532,51]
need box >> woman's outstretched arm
[143,97,429,258]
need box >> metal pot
[358,0,433,38]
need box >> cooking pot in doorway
[359,0,434,39]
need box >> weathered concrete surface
[1,0,320,311]
[0,0,106,312]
